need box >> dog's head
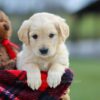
[0,10,12,39]
[18,12,69,58]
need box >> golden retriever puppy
[17,12,69,91]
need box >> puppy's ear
[55,18,69,41]
[18,20,31,45]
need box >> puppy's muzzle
[39,48,48,55]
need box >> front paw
[47,71,62,88]
[27,73,42,90]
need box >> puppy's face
[18,13,69,58]
[29,22,59,58]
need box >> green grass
[70,58,100,100]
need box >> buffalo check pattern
[0,69,73,100]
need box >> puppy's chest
[40,60,50,71]
[35,59,50,71]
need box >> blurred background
[0,0,100,100]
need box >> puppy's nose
[39,48,48,55]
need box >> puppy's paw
[47,71,62,88]
[27,72,41,90]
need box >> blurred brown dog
[0,10,19,70]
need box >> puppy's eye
[49,33,55,38]
[32,34,38,39]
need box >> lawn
[70,58,100,100]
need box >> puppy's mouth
[39,48,49,57]
[33,48,55,58]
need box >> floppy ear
[55,18,69,41]
[18,20,31,45]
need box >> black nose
[39,48,48,55]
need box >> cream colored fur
[17,12,70,91]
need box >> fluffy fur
[0,10,18,70]
[17,12,69,92]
